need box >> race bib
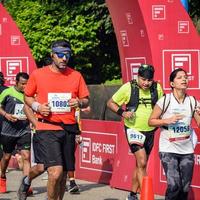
[126,128,146,146]
[168,123,191,142]
[48,93,71,113]
[13,104,26,120]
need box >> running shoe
[17,176,31,200]
[68,180,79,193]
[126,193,138,200]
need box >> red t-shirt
[24,65,89,130]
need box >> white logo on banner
[162,50,200,90]
[80,131,117,173]
[125,12,133,24]
[140,29,145,37]
[152,5,166,20]
[2,17,8,23]
[11,35,20,45]
[81,137,92,163]
[158,34,164,40]
[178,21,189,33]
[125,57,146,81]
[120,30,129,47]
[6,60,22,76]
[0,57,29,85]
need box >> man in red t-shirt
[18,40,89,200]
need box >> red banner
[75,120,123,184]
[0,4,36,85]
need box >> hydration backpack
[126,79,158,111]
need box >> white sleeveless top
[157,94,195,154]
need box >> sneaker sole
[68,186,79,193]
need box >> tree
[3,0,120,84]
[189,0,200,34]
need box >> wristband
[116,108,125,116]
[79,100,83,108]
[31,102,41,112]
[78,100,83,108]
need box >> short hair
[16,72,29,82]
[51,40,71,50]
[138,64,155,80]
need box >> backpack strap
[127,80,159,111]
[126,80,139,111]
[150,81,158,108]
[161,93,171,116]
[188,95,197,117]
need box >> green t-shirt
[0,86,30,137]
[112,81,163,131]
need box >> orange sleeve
[24,70,37,97]
[78,75,89,98]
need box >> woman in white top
[148,68,200,200]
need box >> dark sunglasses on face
[55,52,71,59]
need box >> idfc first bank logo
[80,131,118,173]
[0,57,29,85]
[162,49,200,90]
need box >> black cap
[138,64,154,79]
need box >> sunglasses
[55,52,71,59]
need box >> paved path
[0,169,165,200]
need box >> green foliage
[3,0,120,84]
[104,79,122,86]
[189,0,200,34]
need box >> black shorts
[125,126,155,155]
[33,130,66,169]
[33,129,76,171]
[64,131,76,171]
[0,133,31,154]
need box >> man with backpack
[107,64,163,200]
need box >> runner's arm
[0,105,17,122]
[148,104,184,127]
[193,111,200,127]
[23,103,37,128]
[107,98,134,119]
[24,95,50,116]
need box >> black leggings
[159,152,194,200]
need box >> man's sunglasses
[55,52,71,59]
